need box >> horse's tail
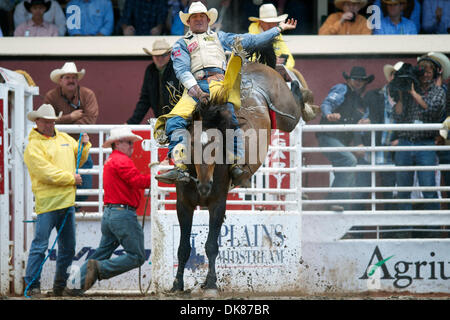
[246,38,277,69]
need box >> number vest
[183,30,226,74]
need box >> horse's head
[188,99,236,197]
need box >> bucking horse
[164,39,317,294]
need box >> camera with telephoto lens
[388,63,424,103]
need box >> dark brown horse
[170,44,307,293]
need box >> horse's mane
[189,101,236,134]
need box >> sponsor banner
[151,211,302,293]
[300,242,450,294]
[37,219,152,291]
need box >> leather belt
[194,70,224,80]
[106,204,137,211]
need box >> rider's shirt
[171,26,281,90]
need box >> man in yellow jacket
[23,103,91,297]
[248,3,295,70]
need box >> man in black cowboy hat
[14,0,66,36]
[14,0,59,36]
[316,66,374,212]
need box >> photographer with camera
[319,0,372,35]
[316,66,374,211]
[389,54,447,212]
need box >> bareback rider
[154,1,297,185]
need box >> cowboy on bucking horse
[154,1,298,186]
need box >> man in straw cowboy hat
[316,66,374,211]
[247,3,295,70]
[154,1,297,186]
[65,126,149,296]
[373,0,417,34]
[319,0,372,35]
[44,62,98,205]
[44,62,98,125]
[23,103,91,297]
[126,39,181,124]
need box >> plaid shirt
[394,83,445,140]
[119,0,168,35]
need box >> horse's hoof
[203,288,220,298]
[166,288,191,297]
[201,280,218,290]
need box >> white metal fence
[3,119,450,294]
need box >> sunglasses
[119,140,134,146]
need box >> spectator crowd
[0,0,449,37]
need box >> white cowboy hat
[334,0,368,10]
[102,126,143,148]
[50,62,85,84]
[179,1,218,27]
[27,104,62,122]
[383,61,404,82]
[417,52,450,80]
[248,3,288,23]
[143,39,172,56]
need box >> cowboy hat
[334,0,368,11]
[143,39,172,56]
[50,62,85,84]
[27,104,62,122]
[179,1,218,26]
[102,126,143,148]
[343,66,375,83]
[383,61,404,82]
[417,52,450,80]
[24,0,51,13]
[248,3,288,23]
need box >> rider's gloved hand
[188,84,210,104]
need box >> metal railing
[55,122,450,216]
[300,123,450,214]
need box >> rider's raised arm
[217,27,281,52]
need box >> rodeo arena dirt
[1,3,450,317]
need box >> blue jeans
[395,138,440,211]
[317,135,357,209]
[76,154,93,203]
[77,207,145,290]
[25,206,76,289]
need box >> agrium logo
[360,246,450,289]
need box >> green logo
[368,255,394,277]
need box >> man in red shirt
[66,126,150,295]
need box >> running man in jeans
[66,126,149,295]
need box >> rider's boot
[155,143,190,184]
[290,79,304,106]
[155,164,190,184]
[230,163,245,186]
